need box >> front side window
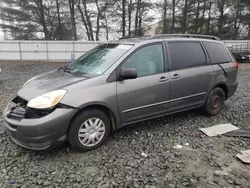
[168,42,207,70]
[68,44,133,76]
[122,44,164,77]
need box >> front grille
[25,107,55,119]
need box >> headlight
[27,90,67,109]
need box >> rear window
[203,42,232,64]
[168,42,207,70]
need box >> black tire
[203,87,225,116]
[68,108,111,152]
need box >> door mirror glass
[120,68,137,80]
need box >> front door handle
[158,76,168,82]
[171,74,181,80]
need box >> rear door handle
[171,74,181,80]
[158,76,168,82]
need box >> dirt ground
[0,61,250,188]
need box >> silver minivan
[3,34,239,152]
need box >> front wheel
[203,87,225,116]
[68,109,111,152]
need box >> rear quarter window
[203,42,232,64]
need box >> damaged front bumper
[3,96,77,150]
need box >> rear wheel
[203,87,225,116]
[68,109,111,152]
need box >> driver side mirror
[120,68,137,80]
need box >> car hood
[18,69,88,101]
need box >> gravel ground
[1,61,250,188]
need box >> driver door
[116,43,171,124]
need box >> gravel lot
[1,61,250,188]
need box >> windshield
[67,43,133,76]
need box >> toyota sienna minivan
[3,34,239,152]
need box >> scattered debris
[184,143,190,146]
[190,131,201,137]
[236,150,250,164]
[173,144,183,149]
[10,179,15,185]
[224,129,250,138]
[141,152,148,157]
[199,123,239,137]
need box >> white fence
[0,40,250,61]
[0,40,100,61]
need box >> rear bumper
[227,81,238,99]
[3,102,77,150]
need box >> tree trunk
[138,11,142,36]
[95,0,100,41]
[69,0,77,40]
[217,0,226,38]
[171,0,175,33]
[234,4,242,39]
[137,1,145,36]
[104,12,109,41]
[122,0,126,37]
[36,0,50,40]
[182,0,188,33]
[135,0,141,36]
[163,0,167,33]
[207,0,212,34]
[194,0,200,33]
[76,1,90,40]
[128,0,132,36]
[200,0,206,33]
[83,0,94,40]
[56,0,62,40]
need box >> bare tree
[172,0,176,33]
[128,0,133,36]
[122,0,126,36]
[217,0,226,38]
[181,0,189,33]
[55,0,62,39]
[35,0,50,39]
[163,0,167,33]
[207,0,212,34]
[194,0,200,33]
[69,0,77,40]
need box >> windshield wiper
[63,66,71,73]
[58,66,81,77]
[63,66,81,77]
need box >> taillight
[233,61,238,70]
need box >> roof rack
[149,34,221,41]
[118,35,150,40]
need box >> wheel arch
[214,83,228,99]
[67,102,120,133]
